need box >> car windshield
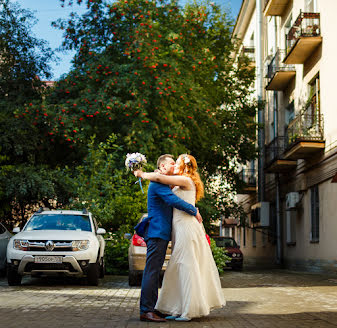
[215,238,238,248]
[24,214,92,232]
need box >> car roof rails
[36,207,50,213]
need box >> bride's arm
[134,170,191,188]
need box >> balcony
[265,136,297,173]
[238,169,257,194]
[240,46,255,69]
[263,0,291,16]
[266,49,296,91]
[284,104,325,160]
[284,12,322,64]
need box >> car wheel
[99,258,105,279]
[87,262,99,286]
[129,271,141,286]
[7,266,22,286]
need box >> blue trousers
[140,238,169,314]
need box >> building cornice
[232,0,256,41]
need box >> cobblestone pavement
[1,269,337,328]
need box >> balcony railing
[284,12,322,64]
[285,107,324,146]
[266,49,294,79]
[266,49,295,90]
[265,136,287,167]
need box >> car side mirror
[96,228,106,235]
[13,227,20,233]
[124,233,132,240]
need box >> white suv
[6,209,106,286]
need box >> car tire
[99,258,105,279]
[129,271,141,286]
[7,266,22,286]
[87,262,99,286]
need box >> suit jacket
[138,181,197,241]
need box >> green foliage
[67,134,148,231]
[104,232,130,275]
[210,238,231,275]
[0,0,55,109]
[2,0,258,229]
[15,0,257,222]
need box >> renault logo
[45,240,55,251]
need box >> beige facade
[231,0,337,272]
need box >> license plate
[34,256,63,264]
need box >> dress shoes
[140,312,167,322]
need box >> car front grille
[25,240,73,252]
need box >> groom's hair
[157,154,174,169]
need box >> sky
[16,0,243,80]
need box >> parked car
[6,208,106,286]
[212,236,243,270]
[126,214,172,286]
[0,223,12,275]
[127,214,211,286]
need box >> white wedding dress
[155,181,226,319]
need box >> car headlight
[72,240,90,251]
[14,239,29,251]
[232,253,236,257]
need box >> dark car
[213,236,243,270]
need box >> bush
[210,238,231,275]
[104,232,130,275]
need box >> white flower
[183,155,191,164]
[125,152,147,171]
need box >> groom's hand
[196,208,203,223]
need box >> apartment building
[231,0,337,272]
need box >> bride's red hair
[177,154,204,202]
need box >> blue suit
[140,181,197,314]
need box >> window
[237,228,241,247]
[262,230,267,247]
[224,227,230,237]
[307,74,320,117]
[305,0,317,12]
[285,101,295,126]
[243,227,246,247]
[310,185,319,242]
[252,229,256,247]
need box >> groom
[136,154,202,323]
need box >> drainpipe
[273,16,283,265]
[275,173,282,264]
[256,0,265,202]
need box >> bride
[134,154,225,321]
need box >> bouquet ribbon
[135,178,144,193]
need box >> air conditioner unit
[286,192,300,210]
[251,202,270,227]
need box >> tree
[0,0,62,226]
[67,134,148,231]
[15,0,257,224]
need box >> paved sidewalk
[1,270,337,327]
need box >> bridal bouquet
[125,153,147,193]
